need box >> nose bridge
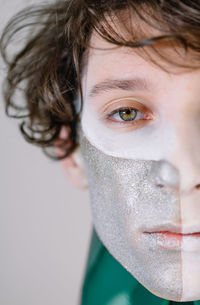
[170,104,200,194]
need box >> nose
[150,107,200,195]
[150,158,200,195]
[171,154,200,196]
[168,108,200,195]
[150,160,180,191]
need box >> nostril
[196,184,200,190]
[156,184,165,188]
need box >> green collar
[80,228,200,305]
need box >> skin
[61,25,200,302]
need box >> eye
[106,107,148,123]
[113,108,137,121]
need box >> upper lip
[143,224,200,234]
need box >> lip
[144,231,200,237]
[143,224,200,234]
[143,230,200,251]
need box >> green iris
[119,109,137,121]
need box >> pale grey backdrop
[0,1,92,304]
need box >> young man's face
[78,25,200,302]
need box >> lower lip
[144,231,200,251]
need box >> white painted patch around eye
[80,100,177,161]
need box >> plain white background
[0,1,92,304]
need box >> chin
[140,279,182,302]
[181,296,200,302]
[148,289,181,302]
[147,289,200,302]
[143,278,200,302]
[180,288,200,302]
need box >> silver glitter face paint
[78,129,182,301]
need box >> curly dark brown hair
[1,0,200,159]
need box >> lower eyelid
[103,119,150,133]
[108,118,146,125]
[102,111,153,132]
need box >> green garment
[80,228,200,305]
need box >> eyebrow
[88,77,154,98]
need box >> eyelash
[105,107,148,124]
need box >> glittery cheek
[78,130,183,301]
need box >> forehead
[83,32,163,86]
[81,18,200,98]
